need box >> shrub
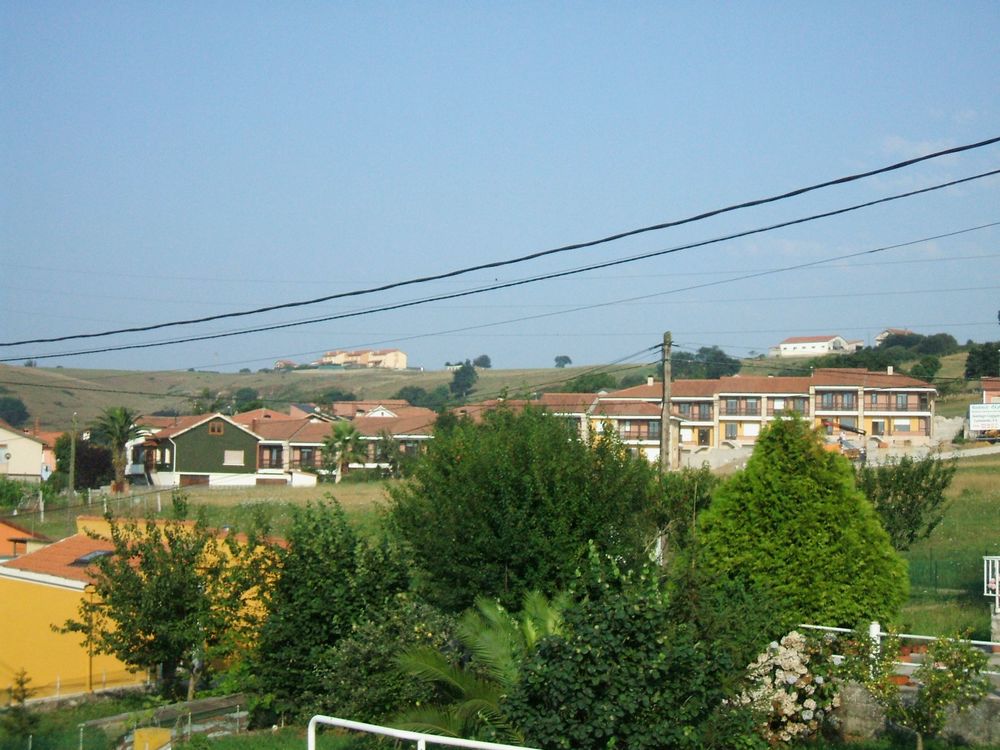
[698,417,907,627]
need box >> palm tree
[322,421,366,483]
[394,591,565,742]
[91,406,142,493]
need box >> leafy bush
[307,594,457,724]
[504,552,724,750]
[0,477,27,509]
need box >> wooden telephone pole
[659,331,672,471]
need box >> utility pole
[660,331,672,471]
[69,412,77,501]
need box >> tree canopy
[964,341,1000,379]
[449,360,478,398]
[554,355,572,368]
[387,406,658,611]
[855,455,956,551]
[0,396,29,427]
[90,406,142,491]
[697,417,907,627]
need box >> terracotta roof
[144,414,210,439]
[811,368,932,389]
[535,393,599,412]
[670,380,725,398]
[0,533,114,584]
[715,375,813,394]
[231,408,298,426]
[325,400,411,419]
[28,430,65,449]
[780,335,843,344]
[353,410,437,437]
[254,419,332,443]
[592,401,662,418]
[0,519,50,555]
[604,383,661,399]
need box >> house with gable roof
[140,414,262,488]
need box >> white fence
[308,715,539,750]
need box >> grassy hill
[0,362,639,431]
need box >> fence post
[103,494,107,514]
[88,488,92,506]
[79,725,84,750]
[157,493,162,514]
[39,491,44,523]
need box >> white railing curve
[307,715,540,750]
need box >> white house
[769,335,862,358]
[0,419,48,483]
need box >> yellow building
[0,521,146,699]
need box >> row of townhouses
[455,366,937,468]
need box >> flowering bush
[734,630,840,744]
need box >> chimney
[887,365,893,375]
[647,377,654,386]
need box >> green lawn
[895,454,1000,638]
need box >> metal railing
[308,715,538,750]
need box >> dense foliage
[392,384,451,411]
[254,501,409,718]
[698,417,908,626]
[53,433,113,490]
[0,396,29,427]
[855,455,956,551]
[90,406,142,491]
[505,553,729,750]
[669,345,742,380]
[964,340,1000,379]
[387,406,658,611]
[449,360,478,397]
[62,509,270,699]
[307,594,457,724]
[558,371,618,392]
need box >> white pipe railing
[307,715,539,750]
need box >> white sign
[970,403,1000,431]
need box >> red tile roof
[0,533,113,584]
[231,409,297,426]
[535,393,599,412]
[592,401,662,417]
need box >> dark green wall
[174,418,259,474]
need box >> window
[772,398,786,411]
[223,450,245,466]
[297,447,315,468]
[680,428,693,442]
[725,423,738,440]
[820,393,834,408]
[871,420,885,436]
[678,403,691,417]
[870,393,879,407]
[697,428,711,446]
[698,404,711,421]
[209,422,224,436]
[746,398,759,415]
[648,420,661,439]
[895,394,908,411]
[894,419,911,433]
[744,423,760,438]
[618,420,632,438]
[726,398,738,414]
[843,393,856,409]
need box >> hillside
[0,362,639,431]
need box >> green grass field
[896,453,1000,638]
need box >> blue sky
[2,2,999,373]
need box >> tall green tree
[254,501,408,719]
[698,417,907,627]
[89,406,142,492]
[449,360,478,398]
[855,455,956,551]
[387,406,658,611]
[553,355,572,368]
[321,421,366,483]
[61,513,268,700]
[53,433,113,489]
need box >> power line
[5,136,999,349]
[6,173,999,364]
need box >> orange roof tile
[1,533,114,584]
[592,401,662,417]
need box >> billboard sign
[969,403,1000,432]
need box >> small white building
[768,335,862,358]
[0,419,48,483]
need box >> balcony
[866,400,929,413]
[718,404,761,417]
[767,405,808,417]
[258,453,285,470]
[618,428,661,441]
